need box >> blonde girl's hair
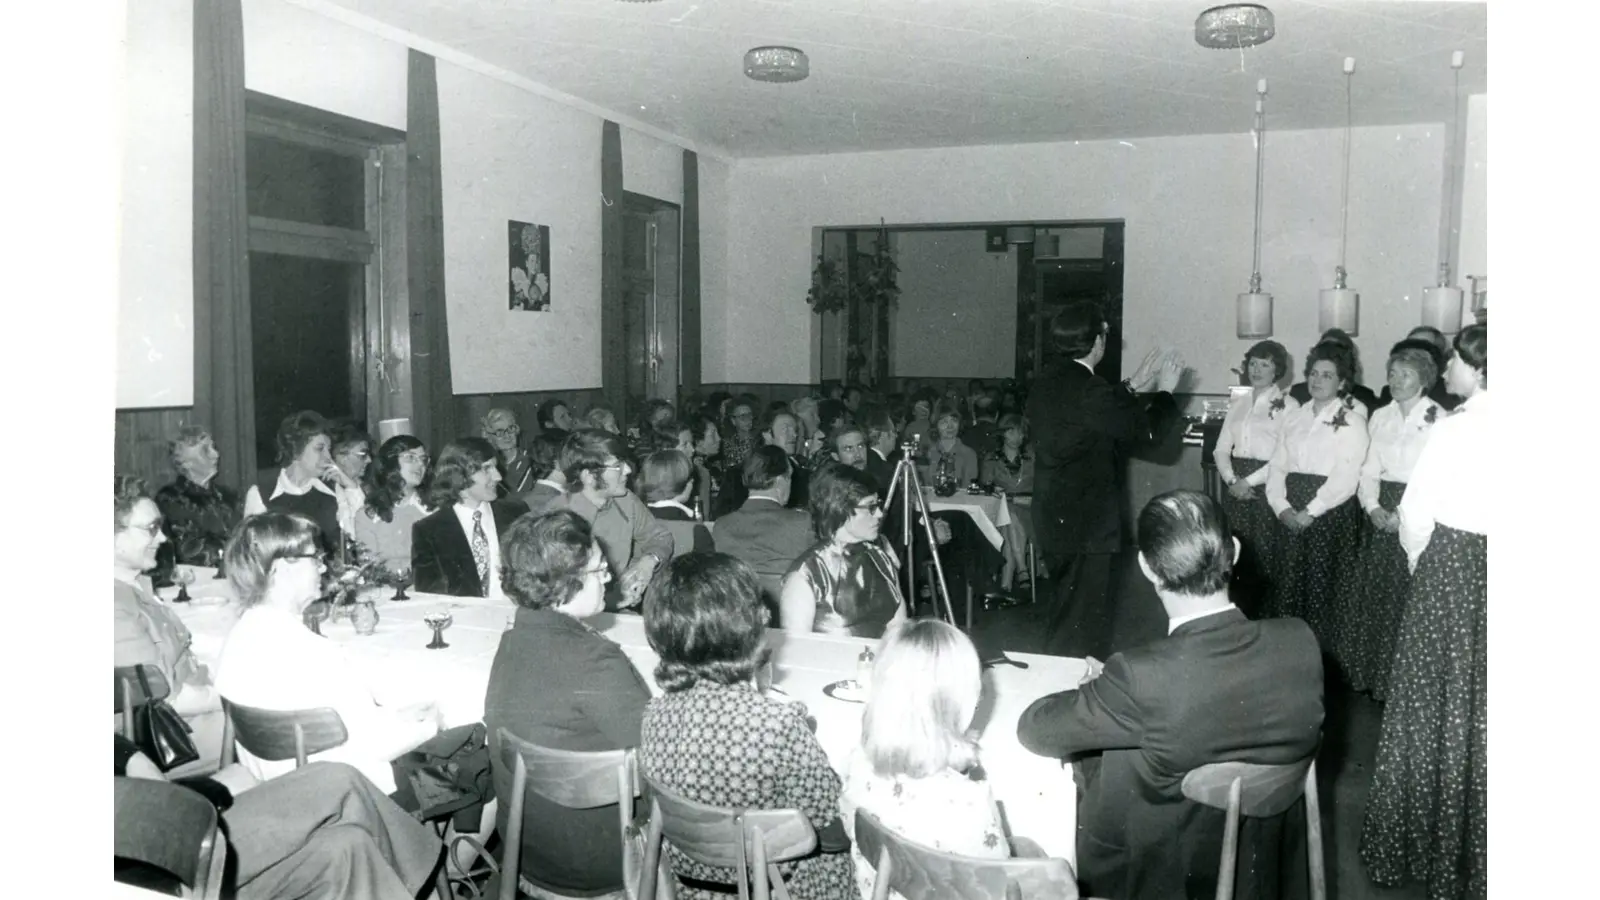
[861,619,983,779]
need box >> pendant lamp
[1237,79,1272,338]
[1421,51,1467,333]
[1319,58,1360,335]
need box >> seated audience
[115,739,441,900]
[982,413,1036,594]
[900,392,935,456]
[842,620,1041,900]
[780,464,907,638]
[411,438,530,600]
[790,395,825,458]
[153,426,241,574]
[842,384,865,414]
[720,398,761,472]
[244,410,351,554]
[828,422,871,473]
[857,404,899,493]
[924,400,979,486]
[585,404,621,435]
[763,408,812,509]
[351,436,430,573]
[216,513,439,792]
[484,511,652,898]
[1266,340,1370,643]
[1289,328,1378,413]
[711,446,813,613]
[537,398,575,443]
[1017,489,1324,900]
[515,432,566,513]
[672,413,720,519]
[809,399,852,469]
[114,475,225,772]
[640,553,856,899]
[545,429,674,611]
[966,393,1000,456]
[639,449,715,557]
[328,420,374,537]
[481,407,536,495]
[629,399,676,455]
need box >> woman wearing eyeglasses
[215,512,440,792]
[352,436,431,572]
[779,463,907,638]
[484,510,653,897]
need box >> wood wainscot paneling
[694,383,817,412]
[115,407,199,490]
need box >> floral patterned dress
[839,747,1008,900]
[639,682,855,900]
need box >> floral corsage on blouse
[1268,396,1287,418]
[1422,404,1440,426]
[1326,397,1355,432]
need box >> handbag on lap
[130,666,201,772]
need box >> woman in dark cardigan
[483,510,652,898]
[242,409,352,555]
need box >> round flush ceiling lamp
[1195,4,1276,49]
[744,46,809,83]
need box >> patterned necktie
[471,510,490,596]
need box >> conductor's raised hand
[1155,352,1186,393]
[1128,347,1164,392]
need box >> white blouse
[1358,397,1444,512]
[1214,385,1298,485]
[1400,390,1490,570]
[1267,398,1370,519]
[214,605,435,792]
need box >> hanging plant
[805,222,900,314]
[806,257,850,314]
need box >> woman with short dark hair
[352,435,430,572]
[640,553,856,899]
[1264,341,1370,642]
[924,400,979,487]
[1362,326,1488,900]
[215,513,439,792]
[779,464,906,637]
[242,410,354,554]
[485,510,652,896]
[639,450,714,558]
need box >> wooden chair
[1180,758,1326,900]
[494,728,672,900]
[637,775,817,900]
[115,665,172,741]
[114,776,226,900]
[853,808,1076,900]
[220,699,349,768]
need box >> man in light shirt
[410,438,529,599]
[544,429,673,611]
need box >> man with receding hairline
[1018,490,1324,900]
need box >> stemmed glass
[172,567,195,603]
[391,566,414,601]
[422,607,453,649]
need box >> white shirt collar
[1167,603,1238,635]
[1075,358,1096,374]
[648,499,697,518]
[271,469,338,500]
[745,495,784,506]
[535,478,563,490]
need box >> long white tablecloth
[174,588,1082,861]
[922,488,1012,550]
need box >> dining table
[169,573,1085,864]
[920,487,1012,551]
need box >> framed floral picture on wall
[509,220,551,311]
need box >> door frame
[620,192,681,425]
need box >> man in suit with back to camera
[1018,489,1325,900]
[710,445,815,618]
[1026,300,1185,659]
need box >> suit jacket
[1026,360,1180,555]
[647,503,715,559]
[1017,609,1324,900]
[410,499,529,597]
[484,606,651,894]
[516,480,564,514]
[712,497,815,608]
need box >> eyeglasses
[731,412,755,420]
[600,459,629,472]
[399,452,431,466]
[125,520,164,537]
[582,564,613,583]
[854,500,883,513]
[483,427,519,439]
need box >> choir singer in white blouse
[1213,340,1296,614]
[215,512,439,793]
[1265,341,1370,644]
[1328,343,1445,701]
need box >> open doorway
[621,192,681,427]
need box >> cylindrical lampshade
[1004,226,1035,245]
[1318,288,1360,336]
[1034,234,1060,257]
[377,418,413,442]
[1469,275,1487,315]
[1237,291,1273,338]
[1420,285,1465,334]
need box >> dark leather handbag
[131,666,200,772]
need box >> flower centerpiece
[306,538,407,628]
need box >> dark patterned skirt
[1360,524,1487,900]
[1222,457,1279,615]
[1265,473,1362,644]
[1328,480,1411,700]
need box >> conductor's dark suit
[1027,359,1179,658]
[1018,608,1325,900]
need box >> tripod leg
[905,464,959,629]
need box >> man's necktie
[471,510,490,596]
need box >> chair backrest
[221,699,349,767]
[114,776,226,900]
[1180,758,1312,818]
[853,808,1075,900]
[116,665,173,741]
[638,774,816,900]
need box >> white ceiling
[308,0,1488,158]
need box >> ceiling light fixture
[744,46,809,83]
[1420,50,1467,334]
[1195,4,1276,50]
[1319,57,1360,335]
[1004,226,1035,246]
[1237,78,1273,339]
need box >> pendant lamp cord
[1438,53,1464,286]
[1249,81,1267,293]
[1338,64,1352,279]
